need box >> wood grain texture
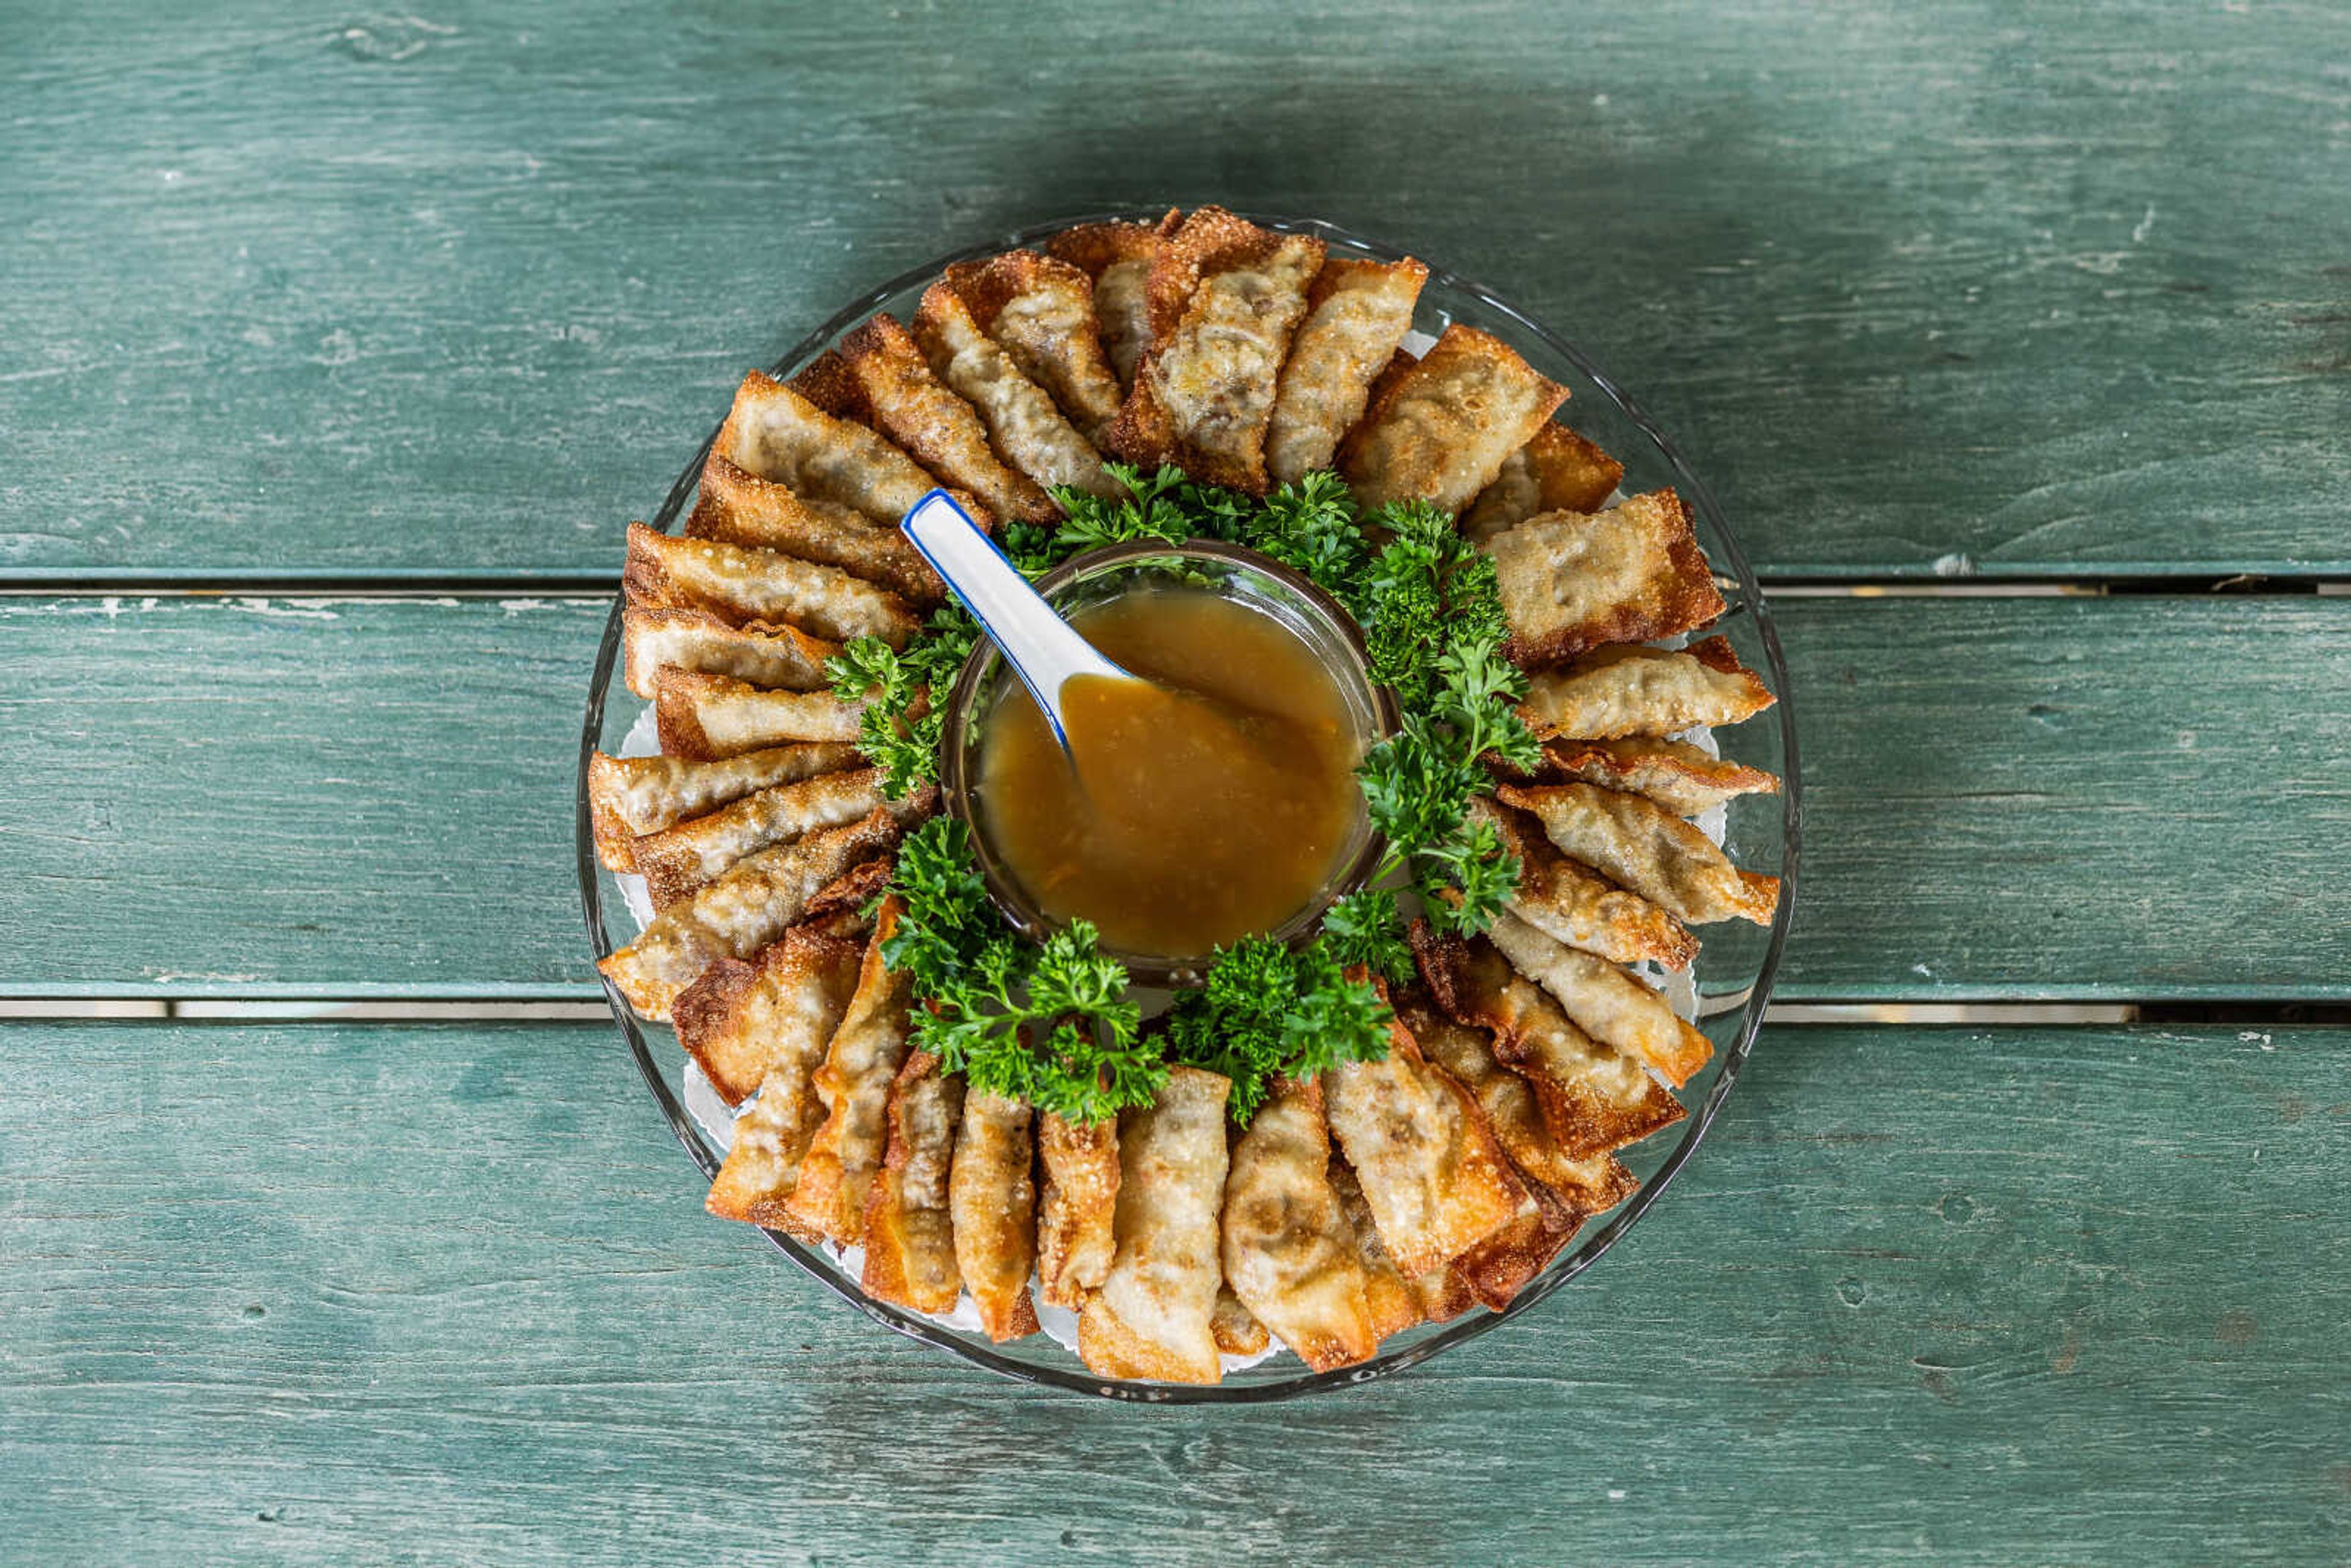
[2,594,2346,1000]
[2,1,2345,581]
[1,1019,2341,1564]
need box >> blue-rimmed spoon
[899,489,1146,757]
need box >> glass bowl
[939,538,1396,987]
[576,209,1802,1402]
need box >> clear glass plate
[576,211,1802,1403]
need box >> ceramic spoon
[898,489,1142,755]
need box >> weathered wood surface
[4,1,2346,582]
[1,1020,2340,1564]
[3,593,2344,1000]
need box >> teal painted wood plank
[2,594,2347,1000]
[1,1020,2342,1564]
[2,1,2345,581]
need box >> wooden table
[5,4,2344,1561]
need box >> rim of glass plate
[575,208,1804,1403]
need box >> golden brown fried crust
[830,314,1060,525]
[1520,737,1782,819]
[1496,781,1781,929]
[1338,324,1569,514]
[911,280,1119,497]
[1036,1110,1121,1309]
[621,599,839,701]
[1483,489,1726,668]
[1211,1288,1271,1357]
[1262,254,1428,485]
[1411,924,1687,1159]
[632,767,896,912]
[950,1090,1041,1343]
[1483,907,1715,1088]
[803,855,894,925]
[1043,215,1171,279]
[1104,206,1325,493]
[1463,421,1627,541]
[1471,795,1699,970]
[784,897,918,1245]
[654,669,868,760]
[1517,636,1777,741]
[587,743,863,872]
[688,452,947,607]
[716,369,981,530]
[623,522,920,648]
[673,917,867,1106]
[860,1049,967,1315]
[944,250,1126,441]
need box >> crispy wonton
[595,804,914,1021]
[675,914,866,1108]
[1322,1000,1524,1277]
[912,280,1117,498]
[631,767,895,911]
[949,1090,1041,1342]
[1044,214,1174,392]
[861,1049,968,1314]
[1263,255,1428,485]
[1078,1065,1232,1385]
[587,742,861,872]
[1338,324,1568,514]
[621,600,838,701]
[1327,1158,1427,1343]
[1106,206,1325,493]
[1518,636,1776,741]
[1393,986,1639,1219]
[1212,1288,1272,1358]
[784,897,919,1245]
[1481,490,1726,667]
[1470,795,1697,970]
[1412,925,1687,1158]
[1517,737,1781,819]
[812,315,1058,525]
[1496,781,1780,928]
[1483,909,1713,1089]
[943,250,1127,445]
[688,452,945,607]
[1037,1109,1122,1309]
[624,522,918,649]
[715,369,973,529]
[1220,1076,1381,1371]
[1461,422,1625,543]
[654,669,868,760]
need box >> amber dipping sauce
[975,588,1364,960]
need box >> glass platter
[576,210,1802,1402]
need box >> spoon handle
[899,490,1124,748]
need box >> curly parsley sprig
[1161,933,1390,1122]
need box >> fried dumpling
[654,669,869,760]
[596,803,915,1021]
[1220,1076,1381,1371]
[1482,490,1726,667]
[1461,421,1625,544]
[716,368,973,529]
[688,452,945,607]
[1338,324,1568,514]
[1393,985,1638,1218]
[1263,255,1428,484]
[812,315,1059,525]
[1077,1065,1232,1385]
[1106,206,1325,493]
[675,913,867,1108]
[621,600,838,701]
[913,280,1117,498]
[949,1090,1041,1342]
[587,742,861,872]
[1496,781,1780,928]
[631,767,895,911]
[1327,1158,1427,1343]
[1517,736,1781,820]
[1044,214,1173,392]
[860,1049,967,1314]
[1444,1184,1578,1312]
[784,897,919,1244]
[1036,1109,1121,1309]
[624,522,919,648]
[943,250,1127,445]
[1322,1005,1524,1277]
[1483,909,1713,1089]
[1470,795,1697,970]
[1518,636,1775,741]
[1412,925,1686,1158]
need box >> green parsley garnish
[1161,934,1390,1122]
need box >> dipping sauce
[975,587,1365,960]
